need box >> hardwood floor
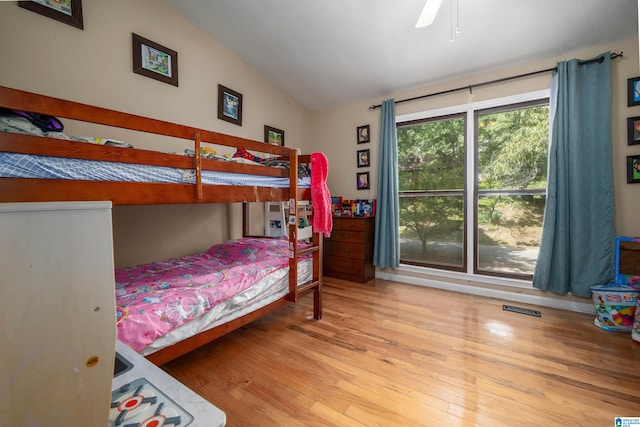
[162,278,640,426]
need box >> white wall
[0,0,312,267]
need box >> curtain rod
[368,51,623,110]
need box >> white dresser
[0,202,116,425]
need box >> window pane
[396,98,548,280]
[477,105,549,190]
[398,116,465,191]
[477,194,545,275]
[400,194,464,268]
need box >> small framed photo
[357,125,370,144]
[627,116,640,145]
[628,77,640,107]
[264,125,284,146]
[132,33,178,87]
[218,84,243,126]
[357,149,370,167]
[627,155,640,183]
[19,0,84,29]
[357,172,370,190]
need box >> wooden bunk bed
[0,85,323,366]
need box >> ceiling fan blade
[415,0,443,28]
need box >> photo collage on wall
[626,77,640,183]
[356,124,370,190]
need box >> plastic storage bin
[591,284,640,332]
[591,284,639,332]
[589,237,640,333]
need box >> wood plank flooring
[162,278,640,426]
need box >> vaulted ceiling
[165,0,637,110]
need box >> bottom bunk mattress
[115,237,312,355]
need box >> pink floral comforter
[115,237,302,352]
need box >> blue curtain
[373,99,400,268]
[533,52,615,297]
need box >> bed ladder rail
[287,150,322,320]
[288,234,322,320]
[297,244,321,295]
[287,219,323,320]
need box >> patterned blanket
[115,237,305,351]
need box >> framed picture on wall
[627,116,640,145]
[217,84,243,126]
[264,125,284,146]
[132,33,178,87]
[357,149,370,167]
[628,77,640,107]
[357,172,370,190]
[627,155,640,183]
[357,125,370,143]
[19,0,84,29]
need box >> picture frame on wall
[132,33,178,87]
[19,0,84,29]
[357,149,370,167]
[627,155,640,183]
[357,125,370,144]
[357,172,370,190]
[264,125,284,146]
[628,77,640,107]
[627,116,640,145]
[217,84,243,126]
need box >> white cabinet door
[0,202,116,426]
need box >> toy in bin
[590,236,640,333]
[590,284,638,332]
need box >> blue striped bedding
[0,153,311,187]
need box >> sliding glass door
[475,100,549,277]
[397,97,549,280]
[397,114,466,271]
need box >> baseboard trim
[375,270,595,314]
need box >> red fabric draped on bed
[311,151,332,238]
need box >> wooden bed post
[193,131,203,200]
[288,149,299,300]
[312,226,323,320]
[242,202,250,237]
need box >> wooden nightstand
[324,216,375,283]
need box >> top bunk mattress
[0,152,311,187]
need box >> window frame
[473,98,550,280]
[397,113,468,273]
[395,89,550,280]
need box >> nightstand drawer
[333,217,367,232]
[329,230,366,244]
[324,256,367,275]
[329,241,366,260]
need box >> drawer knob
[343,233,349,239]
[344,248,350,253]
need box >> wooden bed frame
[0,85,322,365]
